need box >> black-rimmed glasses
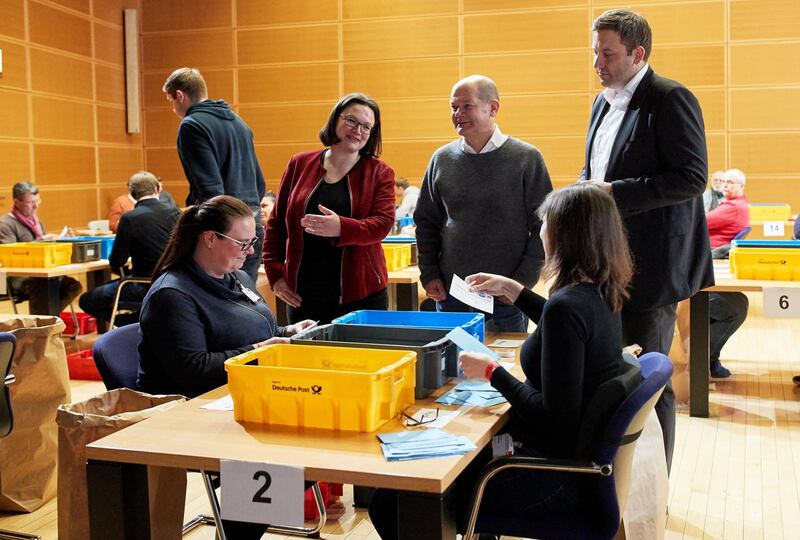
[399,407,439,429]
[214,231,258,252]
[340,114,373,134]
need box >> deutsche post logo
[311,385,322,395]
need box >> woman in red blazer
[263,93,396,323]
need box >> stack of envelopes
[377,429,476,461]
[435,380,507,407]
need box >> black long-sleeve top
[490,283,626,456]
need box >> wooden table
[1,259,111,315]
[85,334,525,539]
[689,261,799,417]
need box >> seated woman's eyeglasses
[398,407,439,429]
[340,114,373,134]
[214,231,258,251]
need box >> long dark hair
[319,93,382,158]
[538,184,633,312]
[153,195,254,278]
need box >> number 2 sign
[220,460,305,526]
[763,288,800,318]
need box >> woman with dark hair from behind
[369,184,635,538]
[263,93,396,324]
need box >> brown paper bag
[0,315,70,512]
[56,388,186,540]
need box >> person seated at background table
[0,181,82,315]
[394,177,419,218]
[79,171,180,327]
[107,178,178,232]
[259,190,276,228]
[707,168,749,256]
[703,170,726,213]
[137,195,315,400]
[369,184,635,538]
[263,93,395,324]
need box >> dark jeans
[241,222,264,284]
[78,280,150,324]
[709,292,749,363]
[437,295,528,333]
[286,288,389,325]
[620,303,677,475]
[9,276,82,316]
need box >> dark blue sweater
[137,259,283,398]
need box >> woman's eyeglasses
[398,407,439,429]
[340,114,373,134]
[214,231,258,252]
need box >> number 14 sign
[763,287,800,318]
[220,460,305,526]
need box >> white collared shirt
[460,125,509,154]
[589,64,649,182]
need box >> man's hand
[580,179,612,193]
[300,205,341,237]
[424,278,447,301]
[273,278,302,308]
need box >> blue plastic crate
[382,236,417,243]
[333,310,484,342]
[733,239,800,249]
[69,236,115,259]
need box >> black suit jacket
[581,67,714,310]
[109,198,180,277]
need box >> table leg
[86,267,112,290]
[88,459,152,540]
[46,277,60,316]
[395,282,419,311]
[689,291,710,418]
[397,489,457,539]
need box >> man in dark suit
[79,171,180,327]
[580,9,714,473]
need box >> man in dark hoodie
[163,67,266,281]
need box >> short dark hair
[537,184,633,312]
[592,9,652,62]
[12,181,38,200]
[153,195,253,278]
[128,171,160,200]
[395,178,410,190]
[263,191,276,202]
[162,67,208,102]
[319,93,382,158]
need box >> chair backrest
[92,323,142,390]
[0,332,18,438]
[732,226,752,241]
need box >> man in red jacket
[706,168,749,251]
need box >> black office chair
[92,325,327,538]
[462,353,673,540]
[0,332,42,540]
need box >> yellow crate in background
[0,242,73,267]
[729,247,800,281]
[748,203,791,222]
[225,344,416,432]
[381,243,412,271]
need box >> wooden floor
[1,291,799,539]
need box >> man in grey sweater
[414,75,553,332]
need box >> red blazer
[706,195,749,249]
[263,149,396,303]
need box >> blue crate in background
[333,310,485,342]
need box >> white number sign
[220,460,305,526]
[763,287,800,318]
[763,221,785,237]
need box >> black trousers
[620,303,677,475]
[287,288,389,325]
[709,292,749,364]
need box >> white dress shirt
[590,64,649,182]
[460,125,509,154]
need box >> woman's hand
[465,273,524,305]
[273,278,302,308]
[300,205,341,237]
[252,336,290,349]
[459,351,495,380]
[284,319,318,337]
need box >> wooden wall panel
[254,143,322,181]
[0,0,25,39]
[141,0,231,32]
[34,144,96,184]
[97,105,141,144]
[240,64,339,104]
[50,0,90,15]
[161,182,188,206]
[502,94,588,136]
[465,0,590,10]
[143,30,234,70]
[694,89,725,132]
[731,0,800,41]
[344,17,458,61]
[143,69,235,108]
[343,0,457,19]
[616,3,724,44]
[98,147,144,184]
[731,89,800,131]
[238,103,333,143]
[379,140,452,178]
[29,2,92,57]
[731,43,800,86]
[94,23,125,65]
[731,134,800,176]
[30,49,94,100]
[528,135,585,179]
[238,25,337,65]
[145,147,184,182]
[464,10,588,54]
[0,39,28,90]
[344,58,459,100]
[93,0,132,25]
[379,100,455,140]
[0,89,30,138]
[464,51,589,94]
[144,109,180,146]
[95,64,126,104]
[42,187,98,228]
[0,142,31,184]
[648,45,725,87]
[706,133,726,175]
[742,178,800,212]
[236,0,337,27]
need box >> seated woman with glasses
[263,93,396,324]
[138,195,315,399]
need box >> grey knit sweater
[414,137,553,289]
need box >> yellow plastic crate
[381,243,412,271]
[0,242,73,268]
[729,247,800,281]
[749,203,791,222]
[225,344,416,432]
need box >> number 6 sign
[763,288,800,318]
[220,460,305,526]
